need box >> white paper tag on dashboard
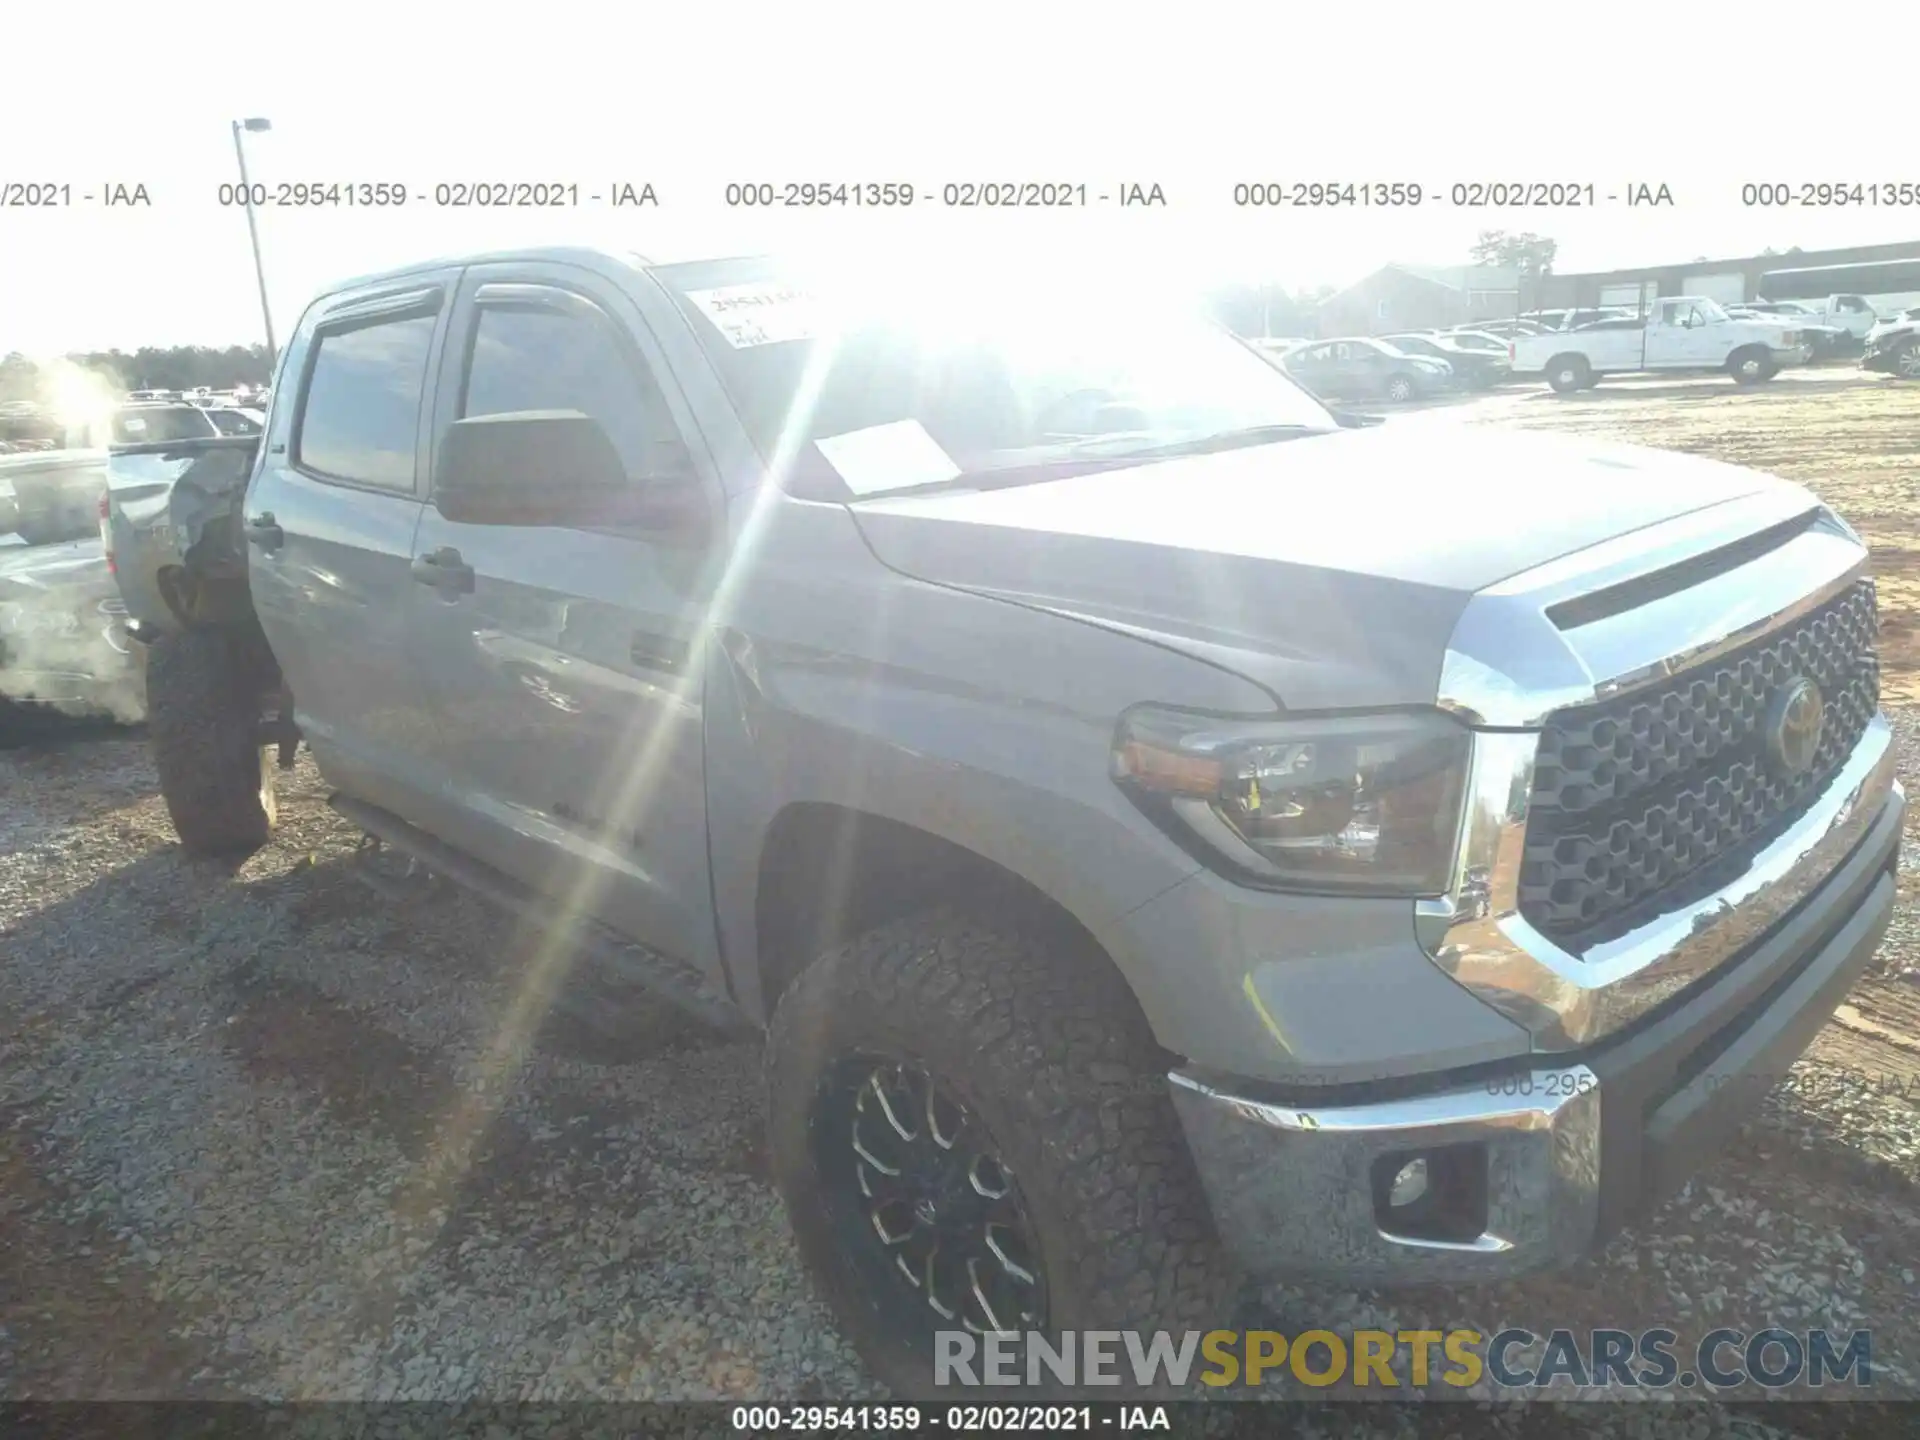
[813,420,961,496]
[683,282,822,348]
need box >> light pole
[231,117,276,363]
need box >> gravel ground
[3,375,1918,1437]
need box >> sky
[4,1,1918,356]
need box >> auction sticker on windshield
[683,281,824,348]
[814,420,961,496]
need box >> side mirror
[434,411,705,540]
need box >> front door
[1642,301,1705,367]
[405,262,724,978]
[246,275,455,827]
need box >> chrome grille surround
[1418,492,1898,1051]
[1520,578,1878,947]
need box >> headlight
[1112,706,1470,896]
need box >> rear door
[404,261,724,974]
[245,274,457,826]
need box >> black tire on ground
[765,909,1236,1399]
[145,628,276,855]
[1547,355,1591,393]
[1727,346,1778,385]
[1895,339,1920,382]
[1384,373,1416,403]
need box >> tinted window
[1837,296,1869,312]
[460,303,673,473]
[297,311,436,489]
[110,405,217,444]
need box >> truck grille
[1519,577,1879,950]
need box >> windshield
[654,259,1337,494]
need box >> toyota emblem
[1764,677,1825,778]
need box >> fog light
[1388,1158,1429,1208]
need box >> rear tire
[1546,355,1591,393]
[765,909,1235,1399]
[146,629,276,855]
[1894,339,1920,381]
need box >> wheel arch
[747,799,1152,1036]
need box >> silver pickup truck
[110,247,1900,1396]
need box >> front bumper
[1170,772,1902,1285]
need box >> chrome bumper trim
[1168,1065,1601,1284]
[1415,714,1898,1050]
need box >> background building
[1314,264,1521,337]
[1538,240,1920,310]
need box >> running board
[329,793,756,1039]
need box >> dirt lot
[2,369,1918,1433]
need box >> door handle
[244,513,284,551]
[411,547,475,594]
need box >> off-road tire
[1547,355,1591,393]
[766,909,1236,1400]
[146,628,276,855]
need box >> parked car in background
[1861,308,1920,379]
[1452,318,1550,340]
[1381,332,1511,390]
[1519,308,1635,333]
[0,446,108,546]
[0,403,234,549]
[0,532,144,729]
[1512,299,1812,391]
[109,403,228,445]
[205,407,267,436]
[1752,294,1881,348]
[1442,330,1513,354]
[1512,297,1811,391]
[1248,336,1312,356]
[1283,336,1453,402]
[1727,306,1847,361]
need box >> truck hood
[845,425,1790,710]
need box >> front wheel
[765,910,1235,1399]
[146,629,278,855]
[1894,339,1920,381]
[1384,374,1416,403]
[1728,347,1778,385]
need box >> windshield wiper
[833,424,1336,504]
[1083,422,1336,462]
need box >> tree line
[0,345,274,405]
